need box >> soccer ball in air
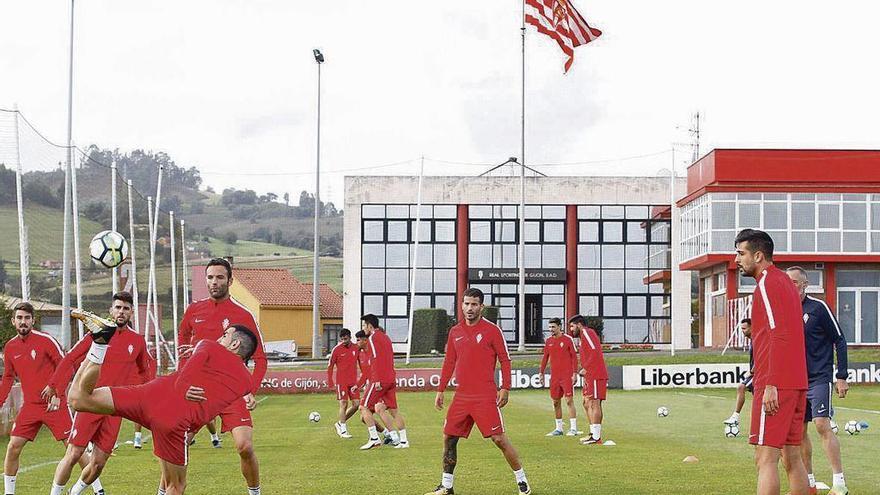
[724,423,740,438]
[844,420,861,435]
[89,230,128,269]
[656,406,669,417]
[308,411,321,423]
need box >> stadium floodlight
[313,49,324,64]
[311,48,324,358]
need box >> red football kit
[363,329,397,411]
[439,318,512,438]
[0,330,71,441]
[540,334,578,400]
[748,265,809,449]
[178,296,266,432]
[111,339,252,465]
[50,326,150,453]
[327,342,360,401]
[578,327,609,400]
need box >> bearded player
[568,315,609,445]
[539,317,579,437]
[358,314,408,450]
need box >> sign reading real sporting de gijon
[258,363,880,394]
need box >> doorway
[838,289,879,345]
[525,294,543,344]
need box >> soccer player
[426,287,531,495]
[539,317,579,436]
[724,318,754,426]
[67,310,257,495]
[47,292,151,495]
[786,266,850,495]
[177,258,266,495]
[354,331,397,445]
[358,314,409,450]
[734,229,809,495]
[568,315,608,445]
[0,302,78,495]
[327,328,360,438]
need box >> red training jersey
[578,327,608,380]
[540,334,578,379]
[170,339,254,428]
[0,330,65,406]
[327,342,359,387]
[178,297,267,393]
[50,326,151,392]
[750,265,808,391]
[367,329,396,384]
[356,348,371,388]
[438,318,512,398]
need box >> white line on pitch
[19,460,59,473]
[836,406,880,415]
[676,392,726,400]
[256,396,269,404]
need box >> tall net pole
[61,0,76,347]
[146,196,160,370]
[405,157,425,364]
[517,0,527,352]
[127,179,141,336]
[12,105,29,300]
[169,210,179,368]
[71,148,84,338]
[181,219,189,308]
[311,55,322,358]
[111,159,118,293]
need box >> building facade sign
[467,268,567,283]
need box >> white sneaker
[394,441,410,449]
[360,438,382,450]
[133,437,142,449]
[723,414,739,426]
[334,422,344,437]
[340,430,353,439]
[566,429,582,436]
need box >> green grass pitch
[7,387,879,494]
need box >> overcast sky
[2,1,879,206]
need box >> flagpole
[517,0,527,352]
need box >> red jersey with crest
[439,318,512,398]
[366,329,396,384]
[178,297,267,393]
[327,342,359,386]
[750,265,809,391]
[540,334,578,378]
[50,326,151,391]
[578,327,608,380]
[0,330,65,405]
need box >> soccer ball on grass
[308,411,321,423]
[844,420,869,435]
[724,423,740,438]
[656,406,669,417]
[89,230,129,269]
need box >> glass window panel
[843,203,867,230]
[818,193,841,201]
[469,244,492,268]
[542,244,565,269]
[737,193,761,200]
[542,205,565,219]
[602,270,625,293]
[499,307,516,319]
[872,204,880,230]
[711,202,735,229]
[363,295,383,315]
[738,203,760,228]
[435,296,455,316]
[627,296,647,316]
[651,222,670,243]
[712,193,736,200]
[625,319,649,343]
[470,205,492,219]
[363,221,384,242]
[837,270,880,287]
[386,244,409,267]
[434,269,457,292]
[410,244,432,268]
[386,269,409,292]
[603,319,624,343]
[711,230,736,252]
[843,194,867,201]
[362,205,385,218]
[626,222,646,242]
[385,318,408,342]
[818,204,840,229]
[651,296,665,316]
[791,203,815,229]
[525,285,541,294]
[411,204,433,219]
[602,206,625,219]
[603,296,623,316]
[414,269,432,291]
[543,284,564,294]
[626,270,649,293]
[434,205,456,218]
[817,232,841,252]
[543,294,564,306]
[603,222,623,242]
[650,282,664,293]
[842,232,866,252]
[766,231,787,252]
[872,232,880,252]
[387,221,408,242]
[524,221,540,242]
[434,221,455,242]
[415,221,432,242]
[625,245,648,268]
[626,206,649,218]
[792,231,815,252]
[524,245,542,269]
[578,206,601,219]
[578,245,600,268]
[496,221,516,242]
[470,221,491,242]
[362,245,385,267]
[362,269,385,292]
[387,205,409,218]
[763,202,788,230]
[434,245,456,268]
[579,296,599,315]
[763,193,787,200]
[578,270,601,293]
[792,193,815,201]
[502,205,518,219]
[524,205,542,219]
[602,245,625,268]
[544,222,565,242]
[503,244,518,269]
[412,295,432,311]
[579,222,599,242]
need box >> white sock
[807,473,816,488]
[833,472,846,486]
[91,478,103,491]
[441,473,454,489]
[513,468,527,484]
[339,421,347,432]
[398,429,408,443]
[590,424,602,439]
[367,426,378,440]
[247,486,261,495]
[555,418,564,430]
[210,432,220,442]
[69,479,89,495]
[4,474,15,494]
[391,430,400,443]
[569,418,577,431]
[87,342,108,364]
[50,483,65,495]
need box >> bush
[410,308,453,355]
[585,316,604,340]
[482,306,500,324]
[0,298,17,349]
[223,231,238,244]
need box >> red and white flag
[525,0,602,73]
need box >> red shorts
[443,395,505,439]
[363,381,397,411]
[749,388,806,449]
[11,402,72,442]
[111,379,191,466]
[335,383,360,401]
[69,411,123,453]
[549,376,574,400]
[218,398,253,433]
[583,378,608,400]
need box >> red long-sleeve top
[327,342,359,387]
[578,327,609,380]
[0,330,64,406]
[50,326,151,392]
[540,334,578,378]
[751,265,808,390]
[366,329,396,384]
[438,318,511,398]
